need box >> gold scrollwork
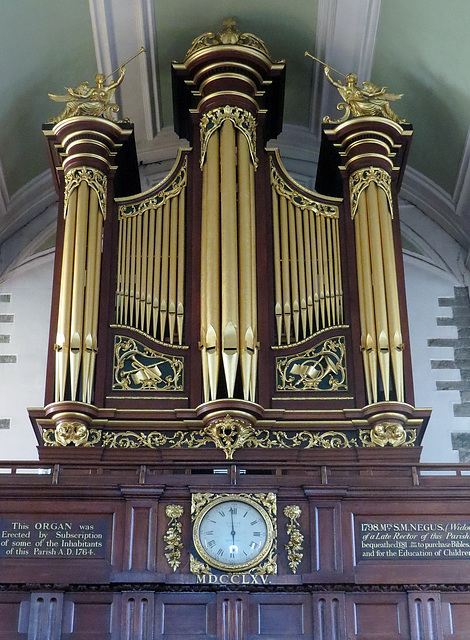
[200,106,258,169]
[276,337,347,392]
[43,423,102,447]
[185,19,270,60]
[101,424,357,456]
[64,167,107,220]
[164,504,184,572]
[270,160,339,218]
[359,422,417,447]
[113,336,184,391]
[349,167,393,220]
[118,158,187,218]
[284,505,304,574]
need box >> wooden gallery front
[1,23,470,640]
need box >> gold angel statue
[48,68,125,124]
[48,47,145,124]
[323,66,406,124]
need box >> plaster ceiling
[1,0,470,266]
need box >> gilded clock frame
[192,493,276,573]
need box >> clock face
[193,496,274,572]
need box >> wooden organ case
[2,22,470,640]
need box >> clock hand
[230,508,236,544]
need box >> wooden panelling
[313,593,346,640]
[65,593,114,639]
[442,594,470,639]
[249,594,312,640]
[155,593,217,640]
[0,593,29,639]
[408,593,443,640]
[347,594,410,640]
[121,593,155,640]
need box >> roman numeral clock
[191,493,277,575]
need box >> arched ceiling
[1,0,470,265]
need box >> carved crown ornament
[185,19,272,60]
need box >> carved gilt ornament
[200,106,258,169]
[349,167,393,220]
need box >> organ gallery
[1,21,470,639]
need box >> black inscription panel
[0,518,108,558]
[358,520,470,560]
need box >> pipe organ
[9,21,470,640]
[35,20,430,461]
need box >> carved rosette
[200,106,258,169]
[349,167,393,220]
[164,504,184,572]
[284,505,304,574]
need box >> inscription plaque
[0,518,108,558]
[358,520,470,560]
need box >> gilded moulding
[64,167,107,219]
[276,337,347,392]
[284,505,304,574]
[349,167,393,220]
[113,336,184,392]
[43,423,102,447]
[185,19,270,60]
[200,106,258,169]
[359,423,417,447]
[118,158,187,218]
[270,160,339,218]
[164,504,184,572]
[99,423,357,457]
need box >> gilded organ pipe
[69,181,90,401]
[238,131,255,401]
[220,120,239,398]
[249,160,258,403]
[55,188,77,402]
[115,156,187,346]
[377,186,404,402]
[351,168,404,404]
[270,158,343,346]
[203,131,221,401]
[54,168,106,404]
[199,109,258,401]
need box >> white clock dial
[194,497,273,571]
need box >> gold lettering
[259,574,269,584]
[230,574,241,584]
[242,574,250,584]
[250,575,260,584]
[219,574,229,584]
[208,574,217,584]
[196,575,206,584]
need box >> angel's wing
[362,81,403,101]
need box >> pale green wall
[0,1,95,195]
[372,0,470,195]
